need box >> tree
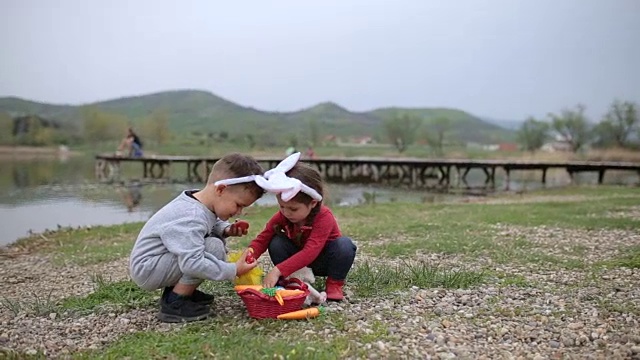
[383,113,422,153]
[308,119,321,147]
[0,112,13,145]
[548,104,591,152]
[424,117,451,156]
[517,117,549,152]
[596,100,638,148]
[30,120,54,145]
[82,106,127,143]
[141,110,172,145]
[245,134,256,149]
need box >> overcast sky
[1,0,638,121]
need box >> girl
[248,153,357,301]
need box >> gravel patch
[604,206,640,221]
[492,224,640,263]
[1,225,639,359]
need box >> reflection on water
[0,156,458,246]
[0,155,637,246]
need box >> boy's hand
[226,220,249,237]
[235,248,259,276]
[263,267,282,288]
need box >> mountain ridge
[0,89,515,143]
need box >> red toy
[246,248,256,264]
[232,220,249,233]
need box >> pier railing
[95,154,640,189]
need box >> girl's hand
[263,267,282,288]
[225,220,249,237]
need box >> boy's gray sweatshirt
[129,191,237,283]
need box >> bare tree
[549,104,591,152]
[424,117,451,156]
[597,100,638,148]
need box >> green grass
[599,246,640,269]
[3,186,640,358]
[335,188,640,268]
[0,290,57,317]
[76,320,354,359]
[60,276,158,314]
[350,261,486,297]
[11,223,142,265]
[7,186,638,268]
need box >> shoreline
[0,145,82,160]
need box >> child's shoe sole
[157,312,209,323]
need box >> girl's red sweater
[248,205,342,277]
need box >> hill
[0,90,515,144]
[480,116,523,131]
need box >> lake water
[1,155,636,246]
[0,155,456,246]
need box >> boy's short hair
[209,153,265,198]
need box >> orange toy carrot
[275,292,284,306]
[234,285,263,292]
[277,307,325,320]
[276,289,306,298]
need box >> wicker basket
[237,278,309,319]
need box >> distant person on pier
[117,127,144,158]
[305,146,316,159]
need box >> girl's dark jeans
[267,233,357,281]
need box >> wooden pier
[95,154,640,189]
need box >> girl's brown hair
[285,162,324,224]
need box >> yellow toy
[228,250,263,285]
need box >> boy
[129,153,264,323]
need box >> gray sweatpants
[134,237,227,291]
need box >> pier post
[504,168,511,191]
[598,170,605,184]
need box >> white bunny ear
[254,152,323,201]
[264,152,301,178]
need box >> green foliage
[372,107,513,144]
[308,118,321,147]
[0,90,514,148]
[140,109,172,145]
[517,116,549,152]
[549,104,592,152]
[81,106,128,143]
[0,112,13,145]
[383,112,422,152]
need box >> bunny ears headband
[214,152,322,202]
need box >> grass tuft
[350,261,485,297]
[601,246,640,269]
[0,290,57,317]
[60,275,157,314]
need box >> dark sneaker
[190,290,215,305]
[157,296,210,323]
